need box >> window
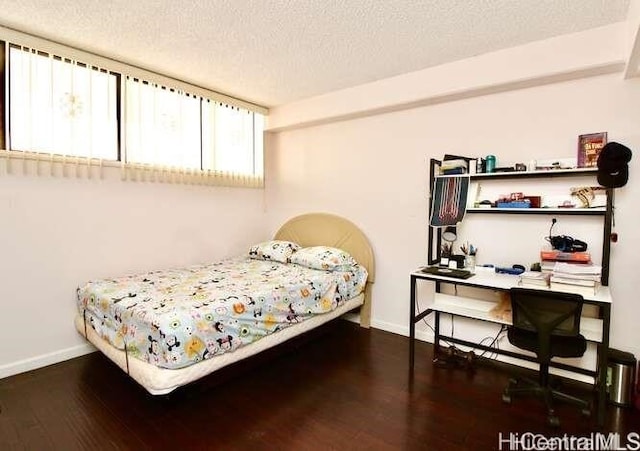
[8,45,118,160]
[1,34,266,187]
[125,77,201,169]
[202,101,264,174]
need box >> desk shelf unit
[427,159,614,285]
[420,158,616,426]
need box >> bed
[74,213,375,394]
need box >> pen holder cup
[465,255,476,273]
[451,255,466,269]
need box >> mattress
[75,294,364,395]
[77,257,368,369]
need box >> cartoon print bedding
[77,257,368,369]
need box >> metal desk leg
[434,311,440,360]
[597,303,611,426]
[410,275,416,370]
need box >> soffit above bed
[0,0,630,107]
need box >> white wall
[265,57,640,363]
[0,165,267,377]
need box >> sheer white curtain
[124,77,201,172]
[124,81,264,185]
[203,102,250,173]
[8,46,117,163]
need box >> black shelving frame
[427,159,614,285]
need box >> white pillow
[248,240,300,263]
[290,246,358,271]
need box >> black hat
[597,142,632,188]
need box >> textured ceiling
[0,0,631,107]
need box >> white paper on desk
[553,262,602,275]
[550,272,600,282]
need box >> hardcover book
[577,132,607,168]
[540,250,591,263]
[549,281,599,296]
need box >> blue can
[486,155,496,173]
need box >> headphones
[548,235,588,252]
[546,219,588,253]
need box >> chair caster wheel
[581,408,591,417]
[548,416,560,427]
[509,378,518,385]
[502,393,512,404]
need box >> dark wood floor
[1,321,638,450]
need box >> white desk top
[412,266,612,304]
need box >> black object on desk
[420,266,474,279]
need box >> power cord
[415,291,507,357]
[477,325,508,359]
[545,217,557,246]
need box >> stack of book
[549,262,601,296]
[540,260,557,274]
[440,159,468,175]
[519,271,550,288]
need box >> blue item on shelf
[496,201,531,208]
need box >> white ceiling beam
[624,0,640,78]
[267,24,627,132]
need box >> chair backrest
[510,288,584,339]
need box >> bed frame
[75,212,375,394]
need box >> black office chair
[502,287,591,427]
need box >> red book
[577,132,607,168]
[540,250,591,263]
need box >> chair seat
[508,328,587,359]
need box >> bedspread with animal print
[77,257,368,369]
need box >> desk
[409,267,612,426]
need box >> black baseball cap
[597,142,632,188]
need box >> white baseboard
[343,314,436,343]
[0,343,96,379]
[371,318,435,343]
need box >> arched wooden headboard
[274,213,375,328]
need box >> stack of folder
[519,271,551,288]
[549,262,601,295]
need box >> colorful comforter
[77,257,368,369]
